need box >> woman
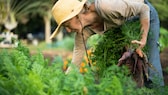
[50,0,164,86]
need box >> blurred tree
[0,0,38,31]
[0,0,8,25]
[0,0,40,33]
[29,0,57,44]
[0,0,56,44]
[1,0,167,43]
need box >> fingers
[136,48,143,57]
[131,40,145,48]
[131,40,145,57]
[131,40,142,45]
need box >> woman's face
[63,16,82,33]
[62,3,101,33]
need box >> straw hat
[50,0,87,39]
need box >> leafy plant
[159,27,168,51]
[0,41,168,95]
[91,21,142,76]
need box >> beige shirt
[72,0,149,67]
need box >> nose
[65,27,72,33]
[65,27,79,33]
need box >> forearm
[130,2,150,48]
[72,33,85,68]
[72,29,94,68]
[72,48,85,68]
[140,18,150,48]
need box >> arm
[139,18,150,48]
[124,2,150,57]
[72,29,94,68]
[124,2,150,48]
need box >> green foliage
[149,0,168,30]
[0,42,167,95]
[89,20,168,95]
[91,21,142,76]
[0,43,94,95]
[52,36,74,51]
[97,75,123,95]
[150,0,168,21]
[159,27,168,51]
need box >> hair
[79,1,91,14]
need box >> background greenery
[0,0,168,40]
[0,0,168,95]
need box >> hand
[135,48,143,58]
[131,40,146,49]
[131,40,146,58]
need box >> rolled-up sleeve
[71,29,94,68]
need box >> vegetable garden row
[0,21,168,95]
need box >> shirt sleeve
[124,1,150,20]
[95,0,149,27]
[71,29,94,68]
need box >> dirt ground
[30,49,72,63]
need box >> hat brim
[50,0,87,39]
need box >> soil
[30,50,72,63]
